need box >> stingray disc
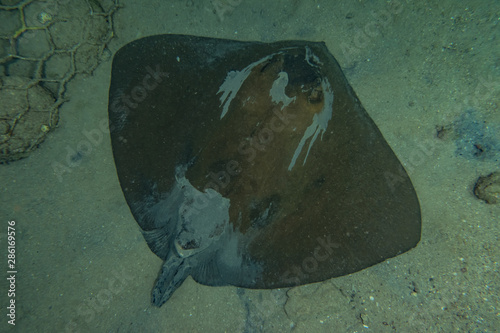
[108,35,421,307]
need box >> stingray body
[108,35,421,307]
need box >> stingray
[108,35,421,307]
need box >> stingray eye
[179,239,199,250]
[175,238,201,258]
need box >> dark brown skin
[109,35,421,303]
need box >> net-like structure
[0,0,119,163]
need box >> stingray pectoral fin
[141,226,173,261]
[151,255,190,307]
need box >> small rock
[473,172,500,204]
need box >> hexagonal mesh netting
[0,0,119,163]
